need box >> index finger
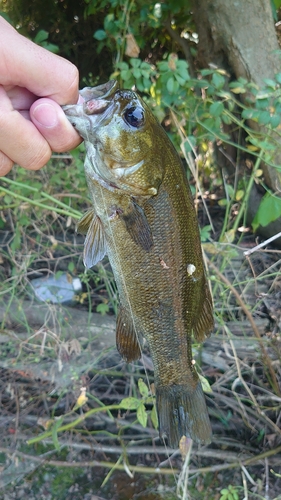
[0,18,79,104]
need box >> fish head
[63,81,167,197]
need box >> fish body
[63,81,214,447]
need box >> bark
[192,0,281,241]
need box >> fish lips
[63,80,118,126]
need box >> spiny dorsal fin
[116,306,141,362]
[82,214,107,268]
[121,200,153,252]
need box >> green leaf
[18,214,30,226]
[137,403,148,427]
[252,192,281,230]
[257,111,271,125]
[209,101,224,117]
[157,60,169,72]
[263,78,276,89]
[275,72,281,84]
[41,41,59,54]
[96,303,109,316]
[235,189,244,201]
[132,68,141,79]
[120,69,132,81]
[10,227,21,252]
[117,61,129,70]
[230,86,246,94]
[176,66,190,81]
[226,183,235,197]
[4,194,12,204]
[242,108,260,120]
[119,397,140,410]
[130,58,141,68]
[150,405,158,429]
[221,114,232,125]
[34,29,49,44]
[200,69,215,76]
[270,114,280,128]
[167,76,178,93]
[212,72,225,89]
[94,29,107,41]
[220,229,236,244]
[174,73,186,86]
[200,224,212,242]
[68,261,75,272]
[183,135,196,153]
[198,374,213,393]
[138,378,149,398]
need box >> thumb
[30,98,82,153]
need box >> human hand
[0,17,82,176]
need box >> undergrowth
[1,28,281,500]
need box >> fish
[63,80,214,448]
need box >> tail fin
[156,382,212,448]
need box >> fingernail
[77,95,85,104]
[32,103,58,128]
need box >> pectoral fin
[76,209,96,234]
[122,200,153,252]
[116,306,141,362]
[77,210,107,268]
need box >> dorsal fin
[116,306,141,362]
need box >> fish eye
[124,106,145,128]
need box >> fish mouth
[79,80,118,101]
[63,80,118,120]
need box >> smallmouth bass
[63,80,214,448]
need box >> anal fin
[116,306,141,362]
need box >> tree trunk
[192,0,281,241]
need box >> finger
[30,98,82,152]
[6,86,37,111]
[0,87,52,170]
[0,18,79,104]
[0,152,13,176]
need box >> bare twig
[244,232,281,255]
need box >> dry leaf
[125,33,140,58]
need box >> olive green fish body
[63,81,214,447]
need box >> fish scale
[63,80,214,448]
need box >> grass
[0,149,281,499]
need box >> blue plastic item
[30,273,82,305]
